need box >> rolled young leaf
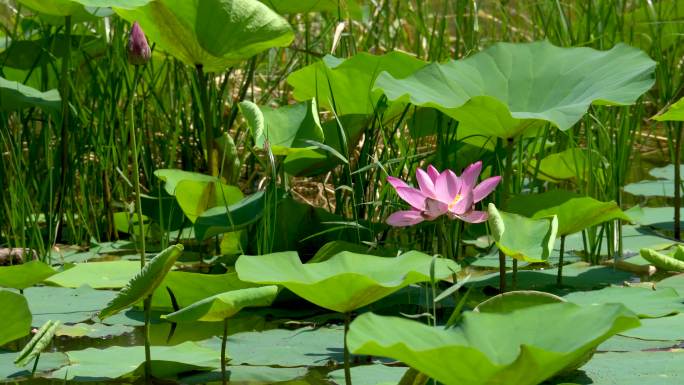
[14,320,60,367]
[99,244,183,319]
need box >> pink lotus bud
[127,21,151,66]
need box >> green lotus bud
[127,21,151,66]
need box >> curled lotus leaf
[348,302,640,385]
[162,285,279,322]
[235,250,459,313]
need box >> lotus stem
[30,353,40,376]
[511,259,517,290]
[196,64,216,176]
[343,312,352,385]
[557,235,566,287]
[143,296,152,382]
[55,15,72,242]
[130,66,152,383]
[674,124,682,240]
[498,250,506,293]
[221,318,228,385]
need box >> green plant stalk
[196,65,216,176]
[674,124,682,241]
[55,15,72,245]
[221,318,228,385]
[343,312,352,385]
[498,250,506,293]
[129,66,152,382]
[30,353,40,376]
[501,137,515,291]
[557,235,566,287]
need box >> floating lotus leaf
[287,52,427,117]
[0,351,67,381]
[235,250,459,313]
[639,248,684,272]
[566,350,684,385]
[506,190,630,236]
[14,320,60,367]
[239,100,324,156]
[347,303,640,385]
[162,285,278,322]
[99,244,183,319]
[25,286,117,325]
[0,76,61,113]
[564,286,684,318]
[620,313,684,341]
[488,203,558,262]
[0,260,56,290]
[373,41,655,139]
[0,290,31,346]
[657,273,684,296]
[114,0,294,72]
[49,341,218,380]
[46,260,139,289]
[653,96,684,122]
[474,290,565,314]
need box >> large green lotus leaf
[287,52,427,116]
[0,351,67,381]
[619,313,684,341]
[0,290,31,346]
[0,76,61,113]
[467,262,633,290]
[49,341,219,381]
[154,169,215,196]
[56,322,134,338]
[0,261,56,290]
[175,179,243,222]
[348,303,640,385]
[474,290,565,314]
[374,41,655,139]
[598,335,680,352]
[564,351,684,385]
[114,0,294,72]
[163,285,278,322]
[261,0,362,18]
[626,206,682,232]
[194,190,265,240]
[239,100,324,155]
[657,273,684,296]
[198,326,348,366]
[25,286,117,325]
[624,180,675,197]
[653,96,684,121]
[99,244,183,319]
[488,203,558,262]
[530,148,605,183]
[151,271,257,311]
[46,261,139,289]
[506,190,630,236]
[328,364,407,385]
[180,365,308,385]
[235,250,459,313]
[564,286,684,318]
[15,0,87,17]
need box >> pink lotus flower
[386,161,501,227]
